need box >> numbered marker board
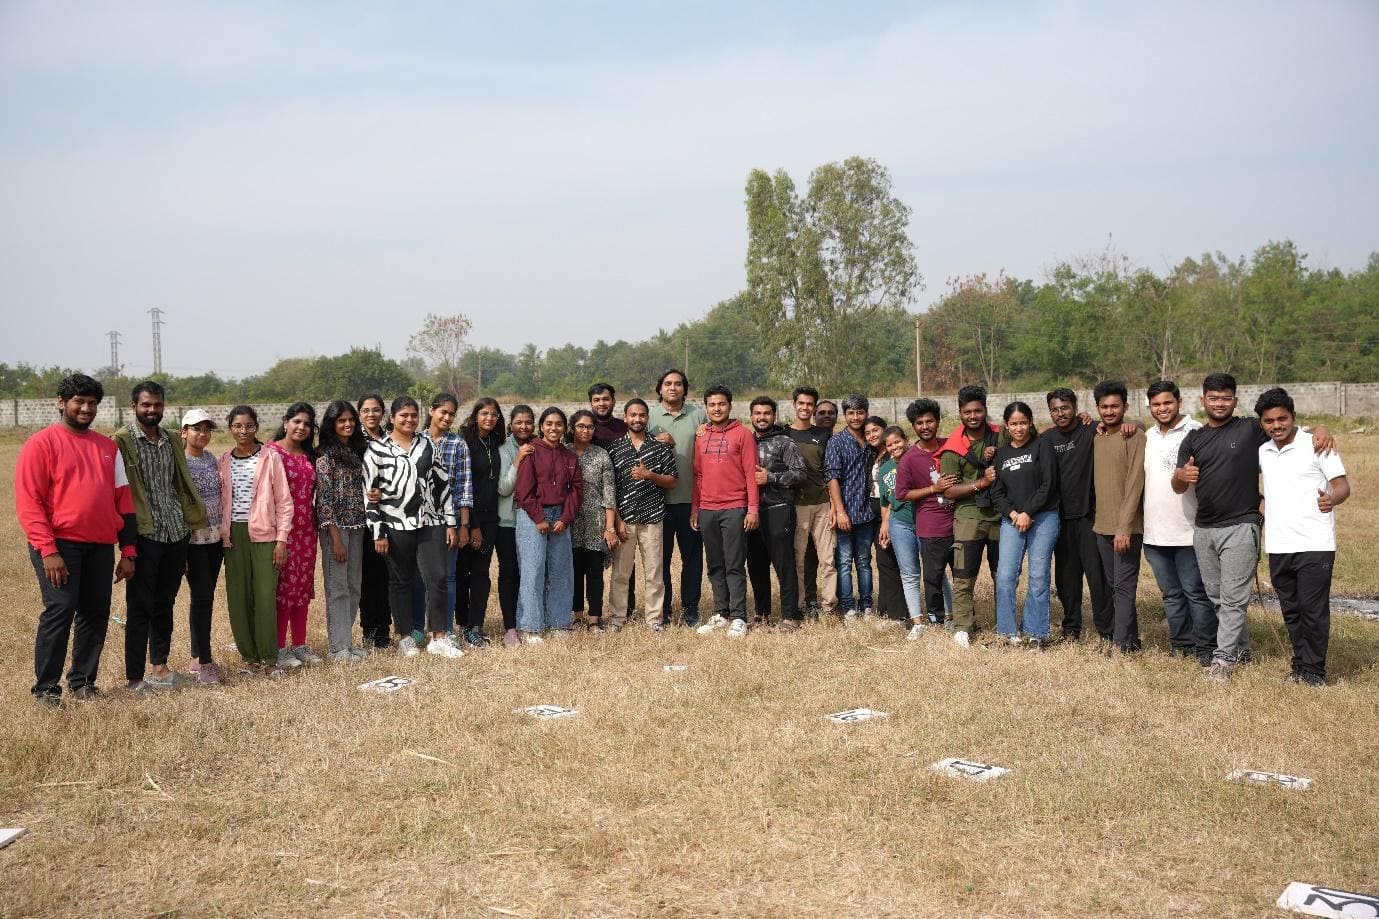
[359,676,414,694]
[0,828,25,850]
[827,708,889,724]
[520,705,579,720]
[933,758,1010,782]
[1227,769,1313,790]
[663,664,690,672]
[1277,882,1379,917]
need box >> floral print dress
[266,441,318,609]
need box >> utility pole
[107,331,122,376]
[914,316,922,397]
[147,307,165,375]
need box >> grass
[0,432,1376,917]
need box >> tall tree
[745,157,920,393]
[407,313,473,398]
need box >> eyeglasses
[573,424,595,431]
[230,423,258,432]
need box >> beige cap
[181,408,217,429]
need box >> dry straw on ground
[0,432,1376,917]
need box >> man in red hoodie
[691,385,760,637]
[15,374,137,706]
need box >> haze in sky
[2,0,1376,379]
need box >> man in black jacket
[747,397,807,630]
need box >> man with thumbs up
[1173,373,1335,682]
[1256,388,1349,686]
[606,399,678,631]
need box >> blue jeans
[1144,543,1217,657]
[836,520,875,612]
[411,546,458,633]
[995,510,1060,639]
[888,519,923,620]
[516,507,574,633]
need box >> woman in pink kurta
[268,402,320,667]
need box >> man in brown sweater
[1092,381,1145,652]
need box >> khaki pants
[609,523,665,627]
[794,502,837,612]
[951,514,1000,631]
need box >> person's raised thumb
[1187,455,1197,466]
[1319,487,1328,496]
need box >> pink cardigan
[217,445,294,544]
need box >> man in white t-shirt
[1256,388,1350,686]
[1141,380,1216,664]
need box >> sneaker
[398,636,421,657]
[145,670,193,689]
[682,609,700,629]
[71,684,103,700]
[1206,660,1234,682]
[843,610,859,624]
[426,634,465,659]
[727,618,748,638]
[35,692,62,709]
[774,618,799,633]
[1026,638,1045,651]
[292,645,323,665]
[128,680,157,698]
[696,614,729,635]
[276,649,304,669]
[648,620,665,632]
[860,608,875,620]
[264,666,285,678]
[503,629,521,647]
[587,622,606,634]
[348,647,367,663]
[461,628,491,648]
[953,630,970,648]
[329,649,354,663]
[520,631,544,645]
[907,622,925,641]
[1299,672,1325,687]
[1006,635,1022,647]
[197,663,221,685]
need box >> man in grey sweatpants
[1174,373,1333,682]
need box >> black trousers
[31,541,114,698]
[1269,551,1334,678]
[920,535,955,623]
[747,502,799,621]
[803,541,819,607]
[359,535,392,647]
[1054,515,1110,638]
[124,535,188,682]
[184,542,224,663]
[1095,533,1143,650]
[455,521,498,629]
[662,503,703,624]
[384,526,449,636]
[496,525,519,631]
[572,546,606,617]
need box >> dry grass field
[0,428,1376,917]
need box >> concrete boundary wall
[4,381,1376,430]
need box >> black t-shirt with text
[1175,415,1268,528]
[1044,423,1095,520]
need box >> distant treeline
[4,239,1375,404]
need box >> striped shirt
[607,434,677,525]
[229,448,261,524]
[364,434,456,539]
[130,424,189,543]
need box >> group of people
[16,367,1351,706]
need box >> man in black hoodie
[747,397,807,630]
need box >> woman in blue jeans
[513,407,583,643]
[989,402,1061,646]
[878,426,957,640]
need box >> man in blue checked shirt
[825,395,877,620]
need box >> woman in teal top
[877,425,927,640]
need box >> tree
[745,157,920,393]
[408,313,473,398]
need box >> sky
[1,0,1376,379]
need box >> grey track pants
[1193,522,1260,663]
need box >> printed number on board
[932,758,1010,782]
[1277,882,1379,917]
[359,676,413,694]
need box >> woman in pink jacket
[218,405,294,675]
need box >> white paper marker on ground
[1227,769,1314,790]
[933,758,1010,782]
[359,676,414,694]
[1277,881,1379,917]
[0,828,25,850]
[663,664,690,672]
[520,705,579,720]
[827,708,888,724]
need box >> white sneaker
[907,622,925,641]
[292,644,323,665]
[276,648,303,669]
[520,631,544,645]
[1007,635,1022,646]
[953,630,970,648]
[696,614,729,635]
[398,636,420,657]
[727,619,748,638]
[843,610,859,624]
[426,634,465,659]
[861,608,875,620]
[328,649,353,663]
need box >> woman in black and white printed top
[363,395,462,659]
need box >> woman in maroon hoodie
[513,407,583,643]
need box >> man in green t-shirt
[937,385,1002,647]
[648,368,709,628]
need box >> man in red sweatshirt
[691,385,760,637]
[15,374,137,706]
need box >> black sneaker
[70,685,102,701]
[682,611,700,629]
[1299,672,1325,687]
[34,692,62,709]
[462,628,491,648]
